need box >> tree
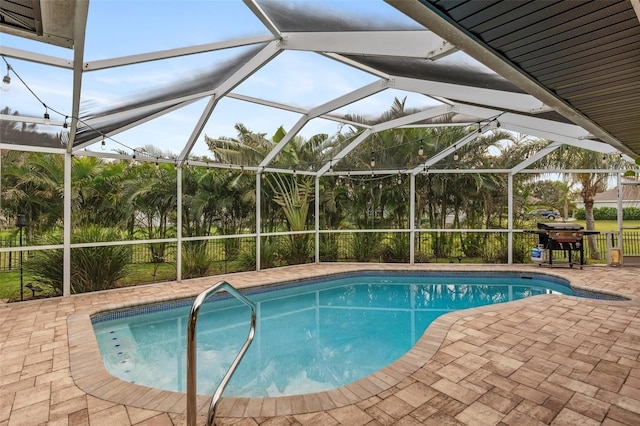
[537,146,628,259]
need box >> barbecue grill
[525,223,599,269]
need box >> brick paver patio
[1,263,639,425]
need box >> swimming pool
[91,271,596,398]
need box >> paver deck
[1,263,639,425]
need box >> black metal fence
[2,231,640,272]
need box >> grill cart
[525,222,599,269]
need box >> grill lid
[537,222,584,231]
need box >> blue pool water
[92,272,583,397]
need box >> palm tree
[537,146,628,259]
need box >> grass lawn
[0,262,178,300]
[0,270,46,301]
[0,260,251,301]
[569,220,640,231]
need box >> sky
[0,0,440,158]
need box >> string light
[1,57,514,177]
[155,158,159,169]
[293,165,297,178]
[0,62,11,92]
[43,106,50,125]
[370,153,375,168]
[1,63,10,91]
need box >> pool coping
[67,264,636,418]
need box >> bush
[239,238,277,270]
[25,227,131,294]
[624,207,640,220]
[319,234,338,261]
[575,207,640,220]
[280,233,312,265]
[595,207,618,220]
[380,233,410,263]
[181,241,211,279]
[351,232,382,262]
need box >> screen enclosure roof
[1,0,639,169]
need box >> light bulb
[370,157,375,168]
[418,145,424,156]
[43,112,51,125]
[453,151,459,161]
[1,65,10,91]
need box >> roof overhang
[0,0,78,48]
[386,0,640,159]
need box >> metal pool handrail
[186,281,257,426]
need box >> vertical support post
[617,173,623,254]
[507,173,514,265]
[19,224,23,301]
[256,171,261,271]
[177,165,182,282]
[63,152,72,297]
[16,214,28,301]
[410,174,416,264]
[315,175,320,264]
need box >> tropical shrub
[319,234,339,261]
[239,237,278,269]
[351,232,382,262]
[181,241,211,279]
[380,233,410,263]
[25,227,131,294]
[280,233,312,265]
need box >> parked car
[528,208,561,220]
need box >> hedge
[574,207,640,220]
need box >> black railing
[2,231,640,272]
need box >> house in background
[575,181,640,210]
